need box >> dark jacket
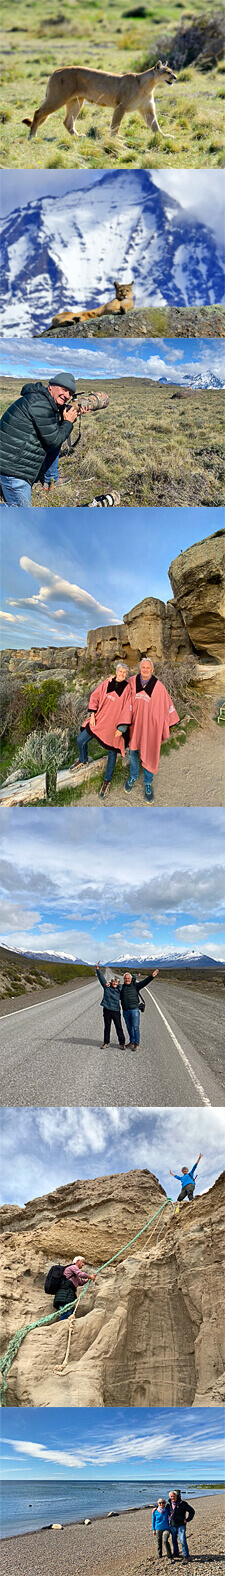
[120,973,153,1011]
[96,967,122,1013]
[53,1277,77,1311]
[0,382,73,483]
[167,1499,195,1529]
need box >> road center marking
[146,990,211,1107]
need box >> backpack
[138,992,146,1013]
[44,1263,65,1295]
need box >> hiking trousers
[156,1532,172,1559]
[103,1007,125,1046]
[177,1183,195,1202]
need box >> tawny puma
[51,281,134,329]
[23,59,176,140]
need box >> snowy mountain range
[1,170,225,336]
[0,942,224,969]
[159,371,225,388]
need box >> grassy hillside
[1,1,224,168]
[0,945,95,1000]
[1,376,224,507]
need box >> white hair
[115,661,129,675]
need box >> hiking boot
[124,778,136,793]
[145,787,154,804]
[70,760,87,770]
[99,780,110,798]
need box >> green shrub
[13,727,72,778]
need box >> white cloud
[7,1423,225,1470]
[152,171,225,248]
[8,556,116,623]
[0,609,26,623]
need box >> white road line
[0,985,97,1021]
[146,990,211,1107]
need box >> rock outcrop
[1,531,224,680]
[1,1168,224,1409]
[169,530,225,660]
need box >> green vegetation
[43,307,225,341]
[0,944,95,1001]
[0,2,224,168]
[1,377,224,509]
[0,944,224,1002]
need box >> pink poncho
[88,678,132,756]
[129,676,179,773]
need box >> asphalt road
[0,979,223,1108]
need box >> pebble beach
[1,1493,224,1576]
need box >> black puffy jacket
[120,973,153,1010]
[167,1500,195,1529]
[0,382,73,483]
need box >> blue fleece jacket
[174,1163,198,1189]
[152,1507,170,1532]
[96,967,122,1012]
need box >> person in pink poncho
[125,656,179,803]
[75,662,132,798]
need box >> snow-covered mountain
[1,170,225,336]
[0,942,224,969]
[159,370,225,388]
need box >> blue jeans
[123,1007,140,1045]
[171,1526,189,1558]
[77,725,117,783]
[129,750,153,794]
[60,1307,75,1321]
[0,453,58,507]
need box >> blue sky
[0,807,224,962]
[0,1105,224,1208]
[1,1408,224,1480]
[1,169,224,248]
[1,336,224,382]
[1,506,221,650]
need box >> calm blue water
[0,1481,222,1539]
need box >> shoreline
[1,1490,224,1543]
[1,1494,224,1576]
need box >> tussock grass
[1,375,224,508]
[0,0,224,167]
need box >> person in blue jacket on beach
[169,1152,202,1203]
[152,1499,173,1559]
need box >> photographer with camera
[0,372,80,506]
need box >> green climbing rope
[1,1195,173,1405]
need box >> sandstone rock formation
[169,530,225,661]
[1,530,224,681]
[1,1169,224,1409]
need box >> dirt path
[80,722,224,808]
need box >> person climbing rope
[1,1195,173,1404]
[169,1152,202,1205]
[45,1255,96,1320]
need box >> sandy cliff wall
[1,1169,224,1410]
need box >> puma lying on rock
[51,282,135,329]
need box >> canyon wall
[1,1168,224,1410]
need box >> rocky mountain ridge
[1,1168,224,1409]
[1,171,225,336]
